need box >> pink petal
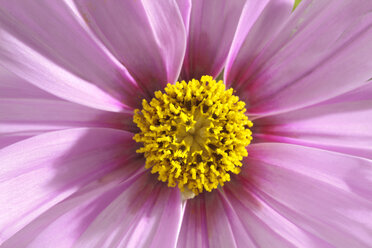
[254,87,372,159]
[176,0,192,33]
[321,82,372,104]
[0,1,143,110]
[177,192,253,248]
[0,98,136,149]
[180,0,246,81]
[225,0,293,88]
[74,174,182,248]
[223,183,328,247]
[0,128,141,242]
[1,173,134,248]
[0,68,137,148]
[227,0,372,115]
[0,67,56,100]
[232,143,372,247]
[74,0,186,95]
[0,32,128,112]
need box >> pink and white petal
[177,192,256,248]
[224,0,294,89]
[74,0,186,95]
[74,174,182,248]
[233,143,372,247]
[227,0,372,116]
[0,1,143,110]
[0,98,137,149]
[180,0,246,81]
[254,98,372,159]
[0,128,142,242]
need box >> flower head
[1,0,372,247]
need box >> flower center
[133,76,253,197]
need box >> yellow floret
[133,76,253,196]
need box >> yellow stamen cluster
[133,76,253,195]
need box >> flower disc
[134,76,253,195]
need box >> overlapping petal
[254,82,372,159]
[0,128,141,242]
[226,0,372,115]
[0,98,137,149]
[74,173,182,248]
[0,0,143,111]
[179,0,246,81]
[74,0,186,96]
[322,82,372,104]
[225,0,294,89]
[0,67,56,100]
[2,172,182,248]
[225,143,372,247]
[177,193,240,248]
[176,0,192,33]
[178,143,372,247]
[223,184,324,247]
[1,175,131,248]
[0,68,137,149]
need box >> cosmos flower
[1,0,372,247]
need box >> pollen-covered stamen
[133,76,253,196]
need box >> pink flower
[1,0,372,247]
